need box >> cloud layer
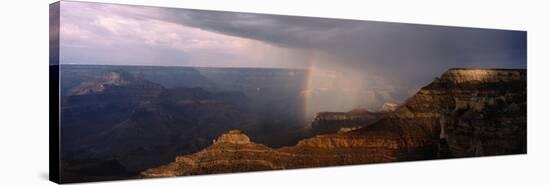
[59,2,310,68]
[58,1,526,111]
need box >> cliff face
[311,108,383,134]
[369,68,526,158]
[429,68,527,157]
[142,68,527,178]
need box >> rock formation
[142,130,286,177]
[311,108,383,134]
[379,102,399,112]
[432,68,527,157]
[70,70,164,96]
[142,68,527,178]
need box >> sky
[58,1,526,112]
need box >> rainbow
[302,50,320,126]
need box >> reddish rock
[142,68,527,178]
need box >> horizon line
[55,63,308,71]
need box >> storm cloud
[58,1,526,112]
[160,8,526,84]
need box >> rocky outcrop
[71,71,129,95]
[311,108,383,134]
[70,70,164,96]
[142,68,527,178]
[379,102,399,112]
[212,130,252,144]
[141,130,287,177]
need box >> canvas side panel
[49,1,60,184]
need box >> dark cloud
[161,8,526,84]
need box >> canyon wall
[142,68,527,178]
[311,108,383,134]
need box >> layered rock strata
[311,108,383,134]
[142,68,527,177]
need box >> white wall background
[0,0,548,184]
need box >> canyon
[141,68,527,178]
[58,65,311,183]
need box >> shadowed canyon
[56,65,526,182]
